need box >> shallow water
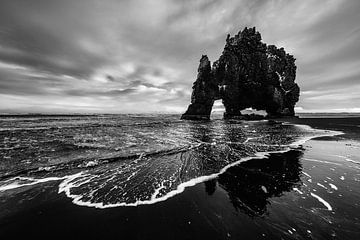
[0,114,335,208]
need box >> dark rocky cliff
[181,27,299,120]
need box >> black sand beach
[0,117,359,240]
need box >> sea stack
[181,27,299,120]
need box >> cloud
[0,0,359,113]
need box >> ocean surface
[0,114,334,207]
[1,114,359,239]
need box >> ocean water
[0,114,337,208]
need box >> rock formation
[181,27,300,120]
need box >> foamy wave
[57,153,273,208]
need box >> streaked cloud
[0,0,359,113]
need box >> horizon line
[1,111,360,116]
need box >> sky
[0,0,359,114]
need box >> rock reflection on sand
[205,150,303,216]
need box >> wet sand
[0,118,359,239]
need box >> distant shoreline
[1,112,360,118]
[277,117,360,141]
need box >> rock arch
[181,27,299,120]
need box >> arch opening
[240,108,267,117]
[211,100,225,119]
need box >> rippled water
[0,114,335,208]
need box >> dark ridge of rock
[181,27,300,120]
